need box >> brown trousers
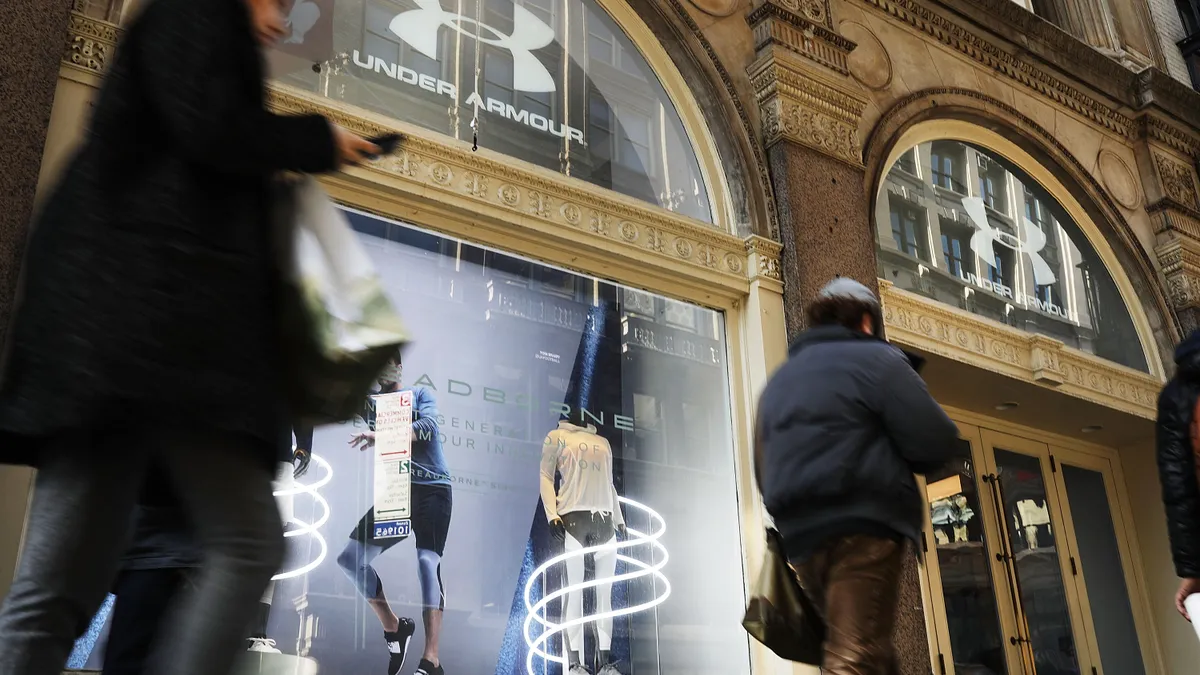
[794,535,905,675]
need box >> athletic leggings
[336,540,445,610]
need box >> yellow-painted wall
[1120,440,1200,674]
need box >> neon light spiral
[522,497,670,675]
[272,453,333,581]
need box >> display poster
[373,390,413,539]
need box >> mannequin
[540,420,625,675]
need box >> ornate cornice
[857,0,1135,138]
[62,12,118,76]
[881,282,1162,419]
[749,52,867,165]
[745,235,784,282]
[747,3,855,75]
[1139,115,1200,159]
[269,86,776,288]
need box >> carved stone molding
[1155,237,1200,306]
[745,235,784,282]
[749,52,867,165]
[880,282,1161,419]
[747,3,854,75]
[62,12,119,76]
[268,86,773,287]
[857,0,1135,138]
[1139,115,1200,161]
[1153,153,1200,211]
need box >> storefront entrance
[921,418,1154,675]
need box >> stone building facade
[3,0,1200,672]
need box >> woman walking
[0,0,378,673]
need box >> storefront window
[70,210,748,675]
[266,0,714,223]
[874,140,1149,372]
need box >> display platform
[234,652,319,675]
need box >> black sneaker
[383,618,416,675]
[416,658,444,675]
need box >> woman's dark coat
[0,0,336,467]
[1156,331,1200,579]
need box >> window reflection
[994,449,1081,675]
[874,140,1148,371]
[267,0,713,222]
[926,440,1007,675]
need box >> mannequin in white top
[540,421,626,675]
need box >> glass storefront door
[922,423,1151,675]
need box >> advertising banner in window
[267,0,713,223]
[873,140,1148,372]
[69,210,749,675]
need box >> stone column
[748,3,934,673]
[0,0,74,598]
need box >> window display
[267,0,713,222]
[70,209,748,675]
[874,140,1149,372]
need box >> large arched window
[874,139,1149,373]
[267,0,714,223]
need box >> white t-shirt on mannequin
[539,421,625,526]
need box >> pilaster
[747,4,932,673]
[747,3,879,336]
[1139,114,1200,335]
[0,0,75,602]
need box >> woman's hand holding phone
[332,126,382,167]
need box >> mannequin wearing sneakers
[337,356,453,675]
[246,426,314,654]
[540,421,626,675]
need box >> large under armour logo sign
[962,196,1057,286]
[389,0,557,93]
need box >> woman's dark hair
[806,296,877,332]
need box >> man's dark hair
[806,296,877,331]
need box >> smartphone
[366,133,404,158]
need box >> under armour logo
[962,197,1057,286]
[389,0,557,93]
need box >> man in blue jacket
[338,354,452,675]
[756,278,958,675]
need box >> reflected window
[268,0,713,222]
[941,219,970,278]
[891,199,927,260]
[931,141,966,192]
[977,154,1007,213]
[875,139,1149,372]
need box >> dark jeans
[0,429,284,675]
[103,568,193,675]
[794,535,905,675]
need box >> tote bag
[742,423,826,664]
[274,176,410,425]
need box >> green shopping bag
[273,175,410,425]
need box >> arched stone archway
[863,88,1178,373]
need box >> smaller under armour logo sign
[390,0,557,93]
[962,196,1057,286]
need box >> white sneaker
[597,664,622,675]
[247,637,282,653]
[568,666,590,675]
